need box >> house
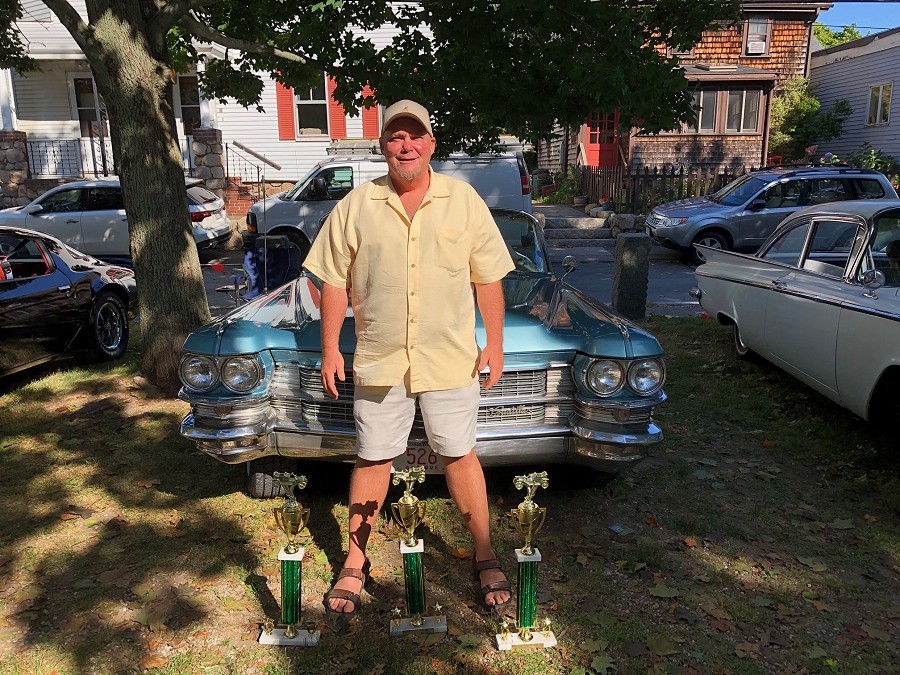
[536,0,832,173]
[810,27,900,160]
[0,1,427,211]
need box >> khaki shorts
[354,379,480,461]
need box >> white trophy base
[496,629,557,651]
[389,615,448,636]
[259,627,320,646]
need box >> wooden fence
[581,165,759,214]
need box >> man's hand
[321,349,345,399]
[478,343,504,390]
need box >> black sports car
[0,226,137,378]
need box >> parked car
[0,177,232,260]
[179,209,667,497]
[0,226,136,377]
[647,165,898,264]
[692,199,900,424]
[243,153,533,259]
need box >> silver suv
[647,166,898,263]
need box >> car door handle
[66,219,79,224]
[57,285,71,293]
[772,279,787,289]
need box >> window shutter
[362,85,380,138]
[327,76,347,139]
[276,81,296,141]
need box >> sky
[818,1,900,33]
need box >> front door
[584,112,619,168]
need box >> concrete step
[544,226,612,241]
[546,238,613,248]
[543,216,607,230]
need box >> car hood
[182,274,663,360]
[653,196,720,217]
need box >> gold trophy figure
[497,471,557,651]
[388,467,446,637]
[258,472,319,646]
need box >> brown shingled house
[537,1,832,173]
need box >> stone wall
[191,127,225,194]
[0,130,30,207]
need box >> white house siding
[13,61,82,139]
[810,30,900,159]
[15,1,85,57]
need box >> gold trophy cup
[258,472,318,647]
[512,472,548,556]
[391,467,426,547]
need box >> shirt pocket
[434,227,470,274]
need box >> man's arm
[320,282,348,399]
[475,280,505,390]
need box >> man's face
[379,118,436,184]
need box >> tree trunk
[81,2,211,394]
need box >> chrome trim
[571,418,664,446]
[575,390,667,410]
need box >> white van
[244,153,532,256]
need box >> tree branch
[180,11,321,69]
[41,0,100,59]
[148,0,217,34]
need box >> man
[303,99,515,615]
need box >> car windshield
[283,167,319,200]
[709,174,768,206]
[494,213,546,273]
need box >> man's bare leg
[327,457,393,613]
[443,449,511,607]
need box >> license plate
[392,442,443,474]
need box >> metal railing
[26,138,194,178]
[225,141,281,202]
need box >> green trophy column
[402,550,426,617]
[517,555,539,630]
[281,557,301,626]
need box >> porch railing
[26,138,194,178]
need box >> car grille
[269,364,575,430]
[647,212,665,229]
[193,400,271,428]
[576,400,653,428]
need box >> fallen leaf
[140,654,168,670]
[797,557,828,572]
[458,633,480,648]
[864,514,878,523]
[645,514,660,528]
[579,638,609,653]
[829,519,853,530]
[649,584,679,598]
[449,547,472,559]
[693,470,715,481]
[418,632,444,647]
[761,439,776,448]
[624,642,647,657]
[806,646,828,659]
[683,536,698,548]
[751,596,773,608]
[576,554,591,566]
[590,655,615,674]
[810,600,836,613]
[647,635,679,656]
[582,612,617,627]
[697,458,718,467]
[734,642,760,658]
[137,479,161,489]
[700,604,732,620]
[861,624,890,641]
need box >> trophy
[496,471,556,651]
[388,467,447,636]
[259,472,319,646]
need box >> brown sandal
[325,558,371,615]
[473,557,512,612]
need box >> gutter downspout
[761,82,773,166]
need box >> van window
[319,167,354,200]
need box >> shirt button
[410,291,415,296]
[411,237,417,241]
[410,263,416,268]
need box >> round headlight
[586,360,625,396]
[627,359,665,395]
[180,355,218,391]
[221,356,262,392]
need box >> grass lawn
[0,316,897,674]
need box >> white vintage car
[692,199,900,424]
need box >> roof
[814,26,900,56]
[741,1,833,13]
[682,64,778,82]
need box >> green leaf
[590,654,615,674]
[579,638,609,653]
[649,584,679,598]
[797,557,828,572]
[313,550,329,566]
[458,633,480,648]
[647,635,680,656]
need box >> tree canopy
[0,0,740,389]
[814,22,865,49]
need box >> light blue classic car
[178,209,667,497]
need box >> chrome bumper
[180,412,663,473]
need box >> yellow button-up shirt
[304,169,515,392]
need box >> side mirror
[22,203,43,215]
[309,177,328,200]
[861,268,885,290]
[747,198,766,211]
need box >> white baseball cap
[380,99,433,136]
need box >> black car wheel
[246,456,300,499]
[89,291,129,360]
[690,231,729,265]
[732,322,752,359]
[283,231,312,264]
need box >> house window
[726,90,761,132]
[687,90,718,132]
[744,17,770,56]
[178,76,202,136]
[72,77,108,139]
[295,73,328,135]
[867,83,892,125]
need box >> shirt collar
[370,165,451,202]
